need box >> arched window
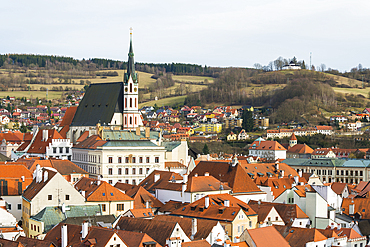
[130,98,132,108]
[135,98,137,108]
[130,117,132,125]
[125,98,127,108]
[130,83,132,93]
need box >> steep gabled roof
[248,204,275,223]
[274,225,327,247]
[27,159,88,175]
[114,183,164,209]
[73,135,107,149]
[27,129,64,154]
[58,106,77,127]
[71,82,123,126]
[0,239,25,247]
[17,236,56,247]
[287,144,314,154]
[22,168,57,201]
[139,170,183,194]
[171,194,257,221]
[157,200,189,214]
[154,215,217,241]
[248,200,309,225]
[115,217,178,246]
[74,177,133,202]
[189,161,262,194]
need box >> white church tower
[123,28,143,130]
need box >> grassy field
[332,87,369,97]
[89,70,156,88]
[0,90,63,100]
[139,95,187,108]
[172,75,214,83]
[325,73,363,87]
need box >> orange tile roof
[74,177,133,202]
[287,144,314,154]
[73,135,107,149]
[247,226,291,247]
[139,170,183,193]
[182,240,210,247]
[256,177,295,198]
[186,175,231,193]
[250,141,287,151]
[59,106,77,127]
[76,130,89,143]
[114,183,164,209]
[171,194,257,221]
[27,159,88,175]
[342,197,370,219]
[290,133,297,141]
[0,164,33,196]
[27,129,64,154]
[274,225,327,247]
[189,161,262,194]
[238,161,299,179]
[128,208,154,218]
[334,227,365,240]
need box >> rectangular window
[139,157,143,163]
[48,195,52,200]
[336,170,339,175]
[109,180,112,184]
[8,204,11,210]
[118,157,122,163]
[108,168,113,175]
[132,179,136,185]
[146,168,150,174]
[360,171,363,176]
[125,168,129,175]
[132,168,136,175]
[101,204,106,212]
[117,204,124,211]
[155,157,159,163]
[18,204,21,210]
[66,147,69,153]
[132,157,136,163]
[125,157,129,163]
[125,179,129,184]
[118,168,122,175]
[59,147,63,153]
[65,195,70,200]
[341,170,344,175]
[139,168,143,174]
[146,157,150,163]
[108,157,113,163]
[38,226,40,232]
[53,148,56,154]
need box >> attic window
[148,212,152,216]
[191,206,197,211]
[232,211,235,215]
[85,104,88,107]
[363,209,366,212]
[102,193,105,196]
[199,207,204,212]
[182,207,186,211]
[111,193,113,196]
[143,213,147,216]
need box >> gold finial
[130,27,133,35]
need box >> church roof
[71,82,123,126]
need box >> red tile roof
[73,135,107,149]
[74,177,133,202]
[186,175,231,193]
[247,226,291,247]
[58,106,77,127]
[0,164,33,196]
[27,129,64,154]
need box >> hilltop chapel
[64,30,189,185]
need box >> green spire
[125,28,137,83]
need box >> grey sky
[1,0,369,71]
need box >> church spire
[125,27,137,83]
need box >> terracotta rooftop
[181,240,210,247]
[274,225,327,247]
[189,161,262,194]
[73,134,107,149]
[139,170,183,194]
[74,177,133,202]
[246,226,291,247]
[26,129,64,154]
[157,200,189,214]
[287,144,314,154]
[154,215,218,241]
[0,164,33,196]
[186,175,231,193]
[27,159,88,175]
[58,106,77,127]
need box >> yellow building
[194,123,222,133]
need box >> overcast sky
[1,0,369,72]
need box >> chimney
[183,174,188,183]
[298,170,302,177]
[294,176,299,185]
[205,196,209,208]
[275,163,279,170]
[204,172,209,176]
[136,127,141,136]
[145,201,150,209]
[61,224,68,247]
[80,190,86,197]
[44,171,48,182]
[224,200,230,207]
[280,170,284,178]
[207,154,210,161]
[194,173,198,177]
[191,218,197,240]
[224,240,231,247]
[145,127,150,138]
[21,176,25,182]
[82,221,89,239]
[154,174,160,183]
[43,129,48,142]
[234,237,240,243]
[97,180,101,186]
[330,223,334,230]
[337,224,341,230]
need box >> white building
[248,140,287,161]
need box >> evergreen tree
[242,110,254,132]
[202,143,210,155]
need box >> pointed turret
[124,28,137,84]
[289,133,297,148]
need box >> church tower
[122,28,142,130]
[289,133,297,147]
